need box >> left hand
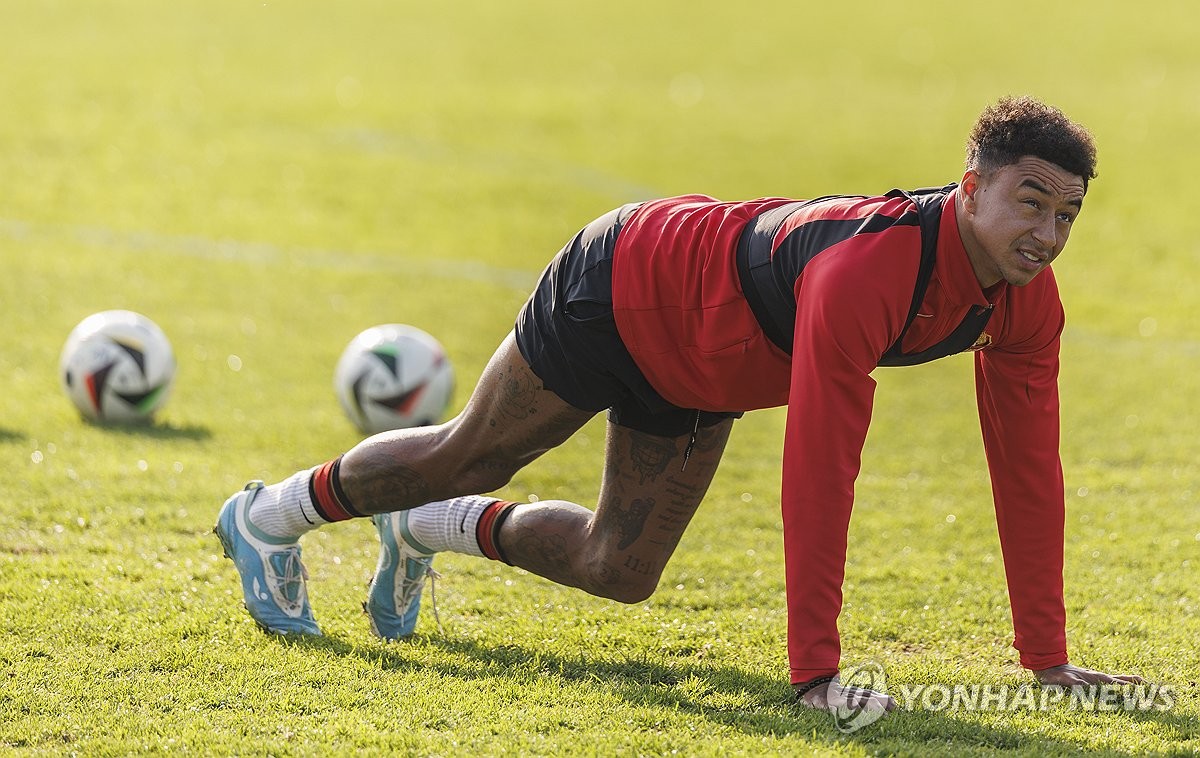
[1034,663,1146,687]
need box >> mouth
[1017,249,1047,269]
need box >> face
[958,155,1086,288]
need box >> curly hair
[966,96,1097,188]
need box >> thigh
[587,417,734,586]
[342,331,594,509]
[448,330,596,470]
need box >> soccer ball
[60,310,176,423]
[334,324,455,434]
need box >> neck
[954,194,1002,288]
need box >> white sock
[404,495,502,557]
[246,467,330,541]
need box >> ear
[960,169,982,214]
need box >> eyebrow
[1020,178,1083,209]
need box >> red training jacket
[610,190,1068,684]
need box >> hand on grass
[797,678,896,713]
[1034,664,1146,687]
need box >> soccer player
[215,96,1143,717]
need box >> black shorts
[514,203,741,438]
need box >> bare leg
[219,326,732,637]
[339,328,733,603]
[498,418,733,603]
[338,331,594,514]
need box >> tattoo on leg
[623,555,657,576]
[513,529,571,571]
[613,496,654,550]
[475,458,517,473]
[352,464,432,510]
[629,433,675,484]
[387,466,431,506]
[651,505,693,542]
[498,411,586,463]
[498,365,540,420]
[592,560,623,586]
[663,475,708,503]
[691,424,730,454]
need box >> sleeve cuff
[1020,650,1069,671]
[790,666,840,685]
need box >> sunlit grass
[1,0,1197,753]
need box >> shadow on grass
[82,418,212,441]
[278,633,1197,752]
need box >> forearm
[976,349,1068,667]
[782,366,877,683]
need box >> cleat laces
[268,547,309,610]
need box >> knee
[431,421,526,494]
[600,581,657,605]
[449,441,541,495]
[583,558,660,604]
[456,456,522,494]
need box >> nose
[1031,212,1057,251]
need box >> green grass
[2,0,1199,754]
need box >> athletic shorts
[514,203,742,438]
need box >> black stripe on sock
[329,456,364,518]
[491,502,518,566]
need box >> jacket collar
[938,188,1007,307]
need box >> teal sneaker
[214,481,321,635]
[365,510,436,640]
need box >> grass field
[2,1,1199,754]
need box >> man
[215,96,1142,717]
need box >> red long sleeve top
[610,190,1067,684]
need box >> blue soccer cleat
[214,481,321,635]
[365,510,437,640]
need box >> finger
[1080,670,1136,686]
[1078,668,1141,686]
[866,693,892,712]
[829,685,891,712]
[849,691,889,711]
[846,688,875,709]
[1082,671,1120,685]
[795,695,822,711]
[1058,674,1089,687]
[799,686,829,711]
[1072,666,1147,686]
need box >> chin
[1004,269,1042,287]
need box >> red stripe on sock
[311,459,354,522]
[476,500,516,562]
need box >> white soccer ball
[60,310,176,423]
[334,324,455,435]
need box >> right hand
[798,677,896,713]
